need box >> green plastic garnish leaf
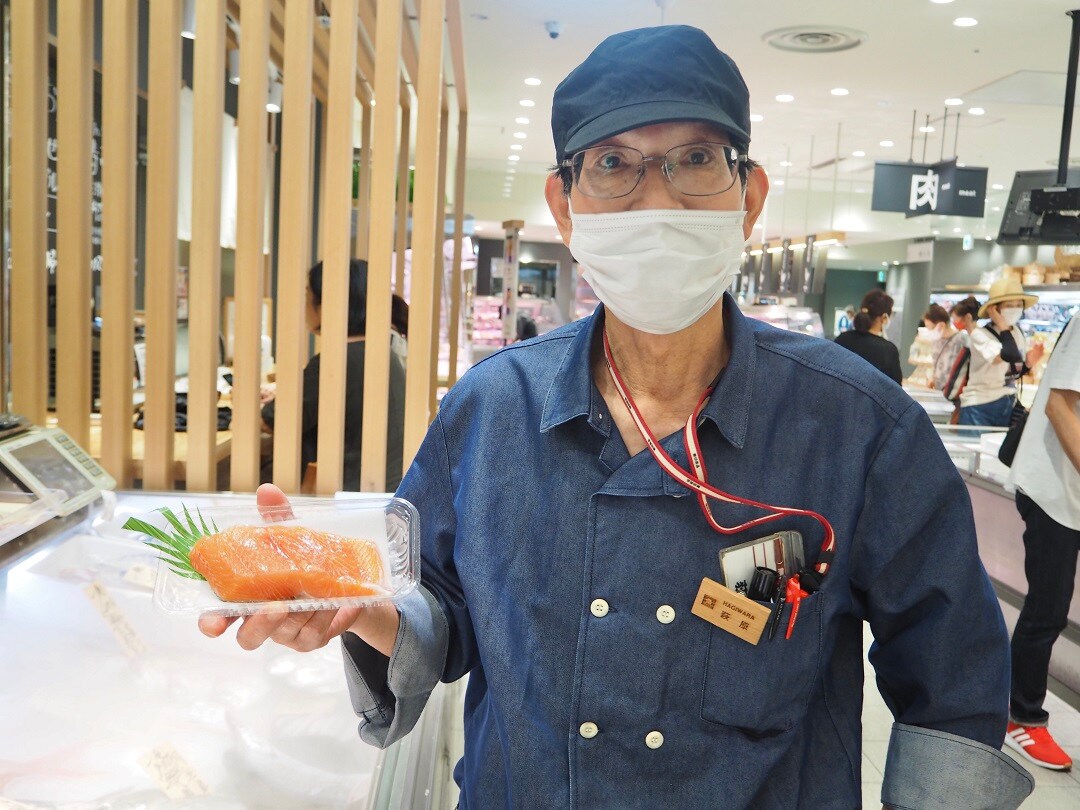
[121,504,214,581]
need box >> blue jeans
[1010,492,1080,726]
[959,394,1015,427]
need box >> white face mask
[569,207,747,335]
[1000,307,1023,327]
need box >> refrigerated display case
[738,301,825,339]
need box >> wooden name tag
[691,577,771,645]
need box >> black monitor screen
[998,168,1080,244]
[9,439,94,502]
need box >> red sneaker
[1005,722,1073,771]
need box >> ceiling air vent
[763,26,867,53]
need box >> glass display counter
[0,492,459,808]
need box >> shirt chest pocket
[700,591,824,737]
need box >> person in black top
[833,289,903,384]
[261,259,407,491]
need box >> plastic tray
[119,497,419,617]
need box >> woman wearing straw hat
[957,277,1045,426]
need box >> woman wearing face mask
[833,289,903,383]
[956,279,1044,426]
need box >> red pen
[785,575,810,639]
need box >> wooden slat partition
[231,0,272,491]
[10,0,49,424]
[393,96,411,295]
[428,102,449,415]
[142,0,182,489]
[314,0,359,495]
[357,0,403,493]
[99,0,139,487]
[271,0,315,495]
[185,0,226,493]
[353,106,372,260]
[55,0,94,449]
[401,0,445,471]
[448,109,467,388]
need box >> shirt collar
[539,294,756,450]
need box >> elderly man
[202,25,1033,808]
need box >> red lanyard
[602,331,836,579]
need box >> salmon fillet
[188,525,385,602]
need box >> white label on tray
[122,563,158,590]
[83,581,146,656]
[138,743,210,799]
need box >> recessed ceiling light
[852,150,866,157]
[953,17,978,27]
[986,235,994,240]
[514,132,527,139]
[519,99,535,107]
[524,77,541,86]
[880,140,894,147]
[774,179,785,186]
[515,117,530,125]
[510,144,523,151]
[779,160,792,167]
[944,97,963,106]
[831,87,849,96]
[750,113,764,123]
[508,155,520,161]
[475,225,484,232]
[968,107,985,116]
[931,0,955,4]
[856,187,866,193]
[507,168,516,174]
[992,183,1004,190]
[932,229,940,235]
[919,125,935,133]
[953,227,962,233]
[992,206,1001,212]
[776,93,795,103]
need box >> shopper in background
[954,280,1044,427]
[921,303,954,359]
[1005,316,1079,771]
[260,259,406,491]
[390,293,409,364]
[833,289,903,383]
[837,304,855,333]
[203,25,1032,808]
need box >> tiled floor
[860,620,1080,809]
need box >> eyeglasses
[562,141,745,199]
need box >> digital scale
[0,423,115,546]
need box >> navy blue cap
[552,26,751,163]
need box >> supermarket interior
[3,0,1080,807]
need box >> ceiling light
[266,81,283,113]
[475,225,484,232]
[511,144,523,151]
[919,125,935,133]
[968,107,985,116]
[931,0,955,4]
[775,93,795,103]
[880,140,894,147]
[992,183,1004,190]
[519,99,535,108]
[780,160,792,167]
[507,168,516,174]
[774,179,785,186]
[944,97,963,106]
[514,132,527,139]
[181,0,196,38]
[986,235,993,241]
[524,77,541,86]
[750,113,764,123]
[855,187,866,193]
[953,17,978,27]
[953,227,962,233]
[932,230,940,235]
[515,117,530,125]
[992,206,1001,212]
[508,155,520,161]
[852,150,866,157]
[830,88,849,96]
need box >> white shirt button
[590,598,609,618]
[656,605,675,624]
[645,730,664,749]
[579,722,599,739]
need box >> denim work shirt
[341,296,1033,809]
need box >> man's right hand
[197,484,402,657]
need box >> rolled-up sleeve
[341,584,448,748]
[851,401,1033,805]
[881,723,1033,809]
